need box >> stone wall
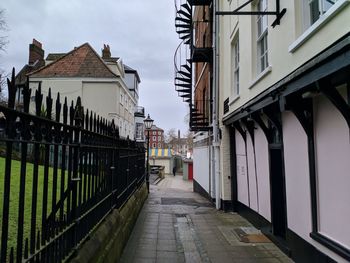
[70,183,148,263]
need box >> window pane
[322,0,336,13]
[309,0,320,23]
[257,16,263,37]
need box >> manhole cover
[161,197,212,207]
[241,234,271,243]
[234,227,271,243]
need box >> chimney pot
[102,44,111,59]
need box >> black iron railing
[0,69,146,262]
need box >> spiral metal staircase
[174,0,212,131]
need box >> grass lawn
[0,156,66,255]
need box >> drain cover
[161,197,212,207]
[234,227,271,243]
[241,234,271,243]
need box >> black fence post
[71,97,83,248]
[0,68,146,262]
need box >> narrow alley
[120,175,292,263]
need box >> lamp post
[143,114,153,193]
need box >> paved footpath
[120,174,293,263]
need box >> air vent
[224,97,229,114]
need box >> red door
[188,163,193,180]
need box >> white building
[218,0,350,262]
[175,0,350,262]
[28,43,139,139]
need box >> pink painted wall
[235,129,249,206]
[282,111,312,240]
[246,132,258,212]
[314,89,350,250]
[254,126,271,222]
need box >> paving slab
[120,174,293,263]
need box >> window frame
[232,37,240,96]
[256,0,269,73]
[289,0,347,53]
[308,0,338,25]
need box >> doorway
[269,125,287,239]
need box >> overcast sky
[0,0,189,135]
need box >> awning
[148,148,174,157]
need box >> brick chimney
[29,39,44,65]
[102,44,111,59]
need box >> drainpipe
[213,0,221,210]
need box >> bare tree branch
[0,8,8,52]
[0,8,9,101]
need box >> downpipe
[213,0,221,210]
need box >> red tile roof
[29,43,117,78]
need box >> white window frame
[257,0,268,74]
[232,37,240,96]
[308,0,338,25]
[289,0,347,52]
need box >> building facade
[174,0,217,203]
[167,130,193,157]
[218,0,350,262]
[26,43,139,139]
[175,0,350,262]
[145,124,165,149]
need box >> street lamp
[144,114,153,193]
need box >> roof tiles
[29,43,117,78]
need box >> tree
[0,8,8,53]
[164,128,177,144]
[0,8,8,102]
[184,131,193,150]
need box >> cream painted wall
[29,79,82,104]
[219,0,350,117]
[153,158,171,174]
[82,82,117,119]
[29,77,136,139]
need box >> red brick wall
[194,6,212,122]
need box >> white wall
[29,77,136,139]
[254,125,271,221]
[219,0,350,116]
[246,131,258,212]
[235,129,249,206]
[234,125,271,221]
[314,88,350,251]
[282,93,349,262]
[29,79,82,114]
[219,125,232,200]
[193,145,210,195]
[154,158,171,174]
[282,111,312,240]
[82,82,117,119]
